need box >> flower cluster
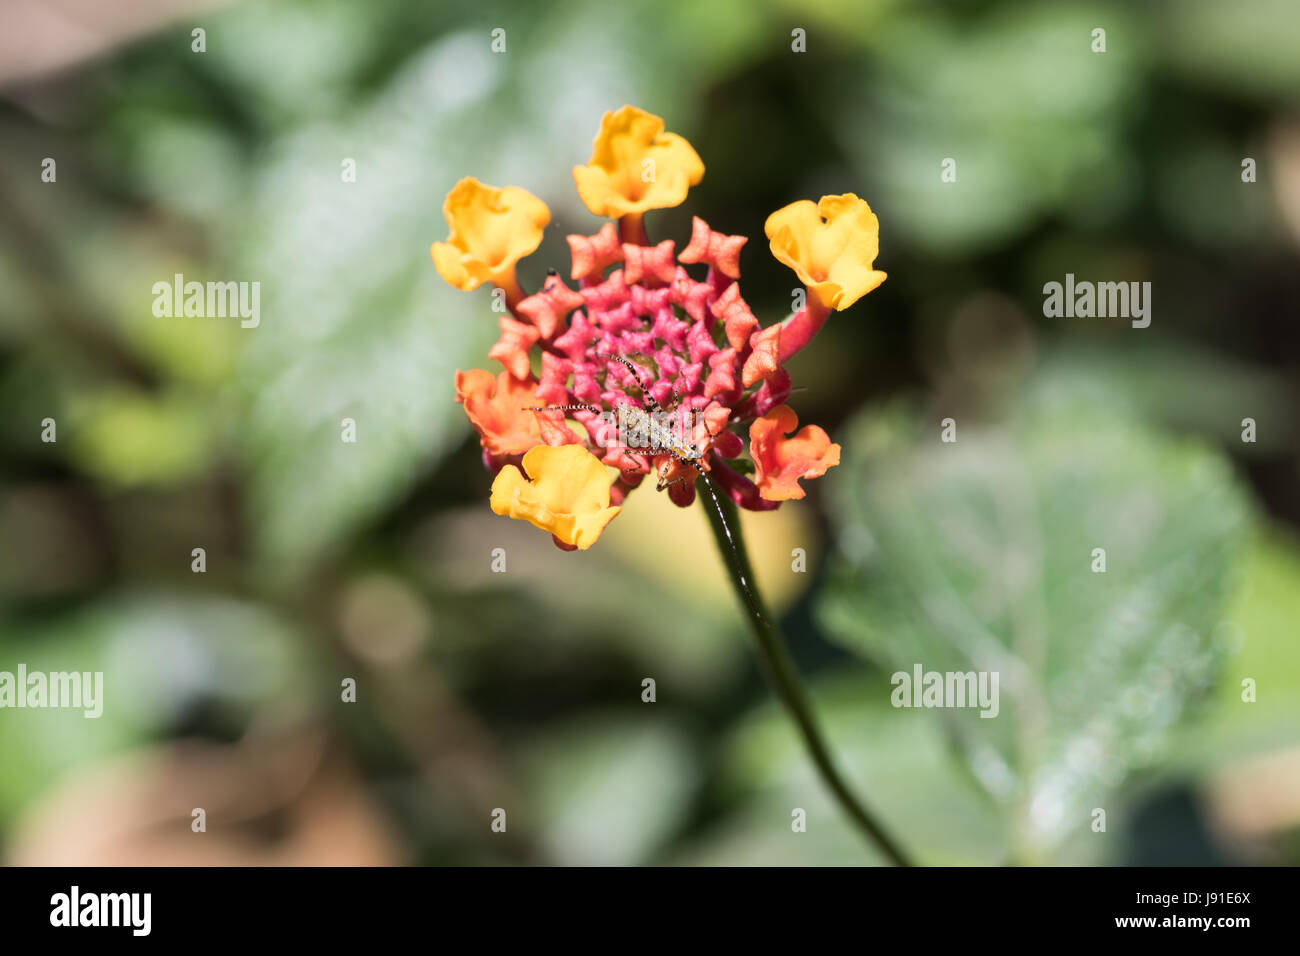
[434,106,885,550]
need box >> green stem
[697,475,913,866]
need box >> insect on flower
[435,105,886,550]
[526,353,712,492]
[434,110,911,866]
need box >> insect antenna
[524,403,603,414]
[603,354,663,412]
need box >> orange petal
[741,324,782,388]
[680,216,746,278]
[710,283,758,350]
[517,276,585,339]
[749,405,840,501]
[455,368,544,458]
[621,240,677,285]
[566,222,624,281]
[488,315,540,379]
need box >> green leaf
[1162,529,1300,772]
[1035,339,1295,456]
[225,37,515,582]
[835,3,1141,253]
[1159,0,1300,101]
[817,396,1250,858]
[65,388,217,488]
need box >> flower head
[490,444,622,550]
[431,177,549,297]
[765,193,886,311]
[438,108,882,550]
[573,106,704,220]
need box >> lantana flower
[490,444,622,551]
[749,405,841,501]
[573,105,704,241]
[765,193,887,359]
[455,368,580,471]
[431,177,550,307]
[433,109,911,866]
[765,193,886,310]
[434,106,886,550]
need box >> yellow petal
[431,177,550,291]
[489,444,621,550]
[765,193,887,310]
[572,106,704,219]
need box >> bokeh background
[2,0,1299,866]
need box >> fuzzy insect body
[526,355,711,491]
[615,403,700,460]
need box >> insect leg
[655,453,701,492]
[608,355,663,413]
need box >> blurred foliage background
[2,0,1299,865]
